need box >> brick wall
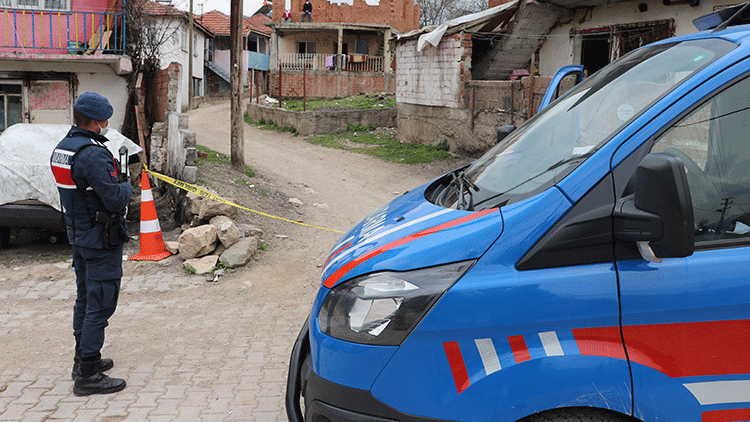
[273,0,419,33]
[151,63,181,123]
[271,71,393,98]
[396,34,470,108]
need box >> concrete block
[183,166,198,184]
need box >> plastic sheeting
[417,0,519,51]
[0,124,142,211]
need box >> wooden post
[278,63,283,107]
[469,83,475,131]
[230,0,244,172]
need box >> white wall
[153,18,209,111]
[75,73,129,131]
[539,0,720,76]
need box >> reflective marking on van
[539,331,565,357]
[321,209,453,275]
[475,338,502,375]
[323,209,497,288]
[684,380,750,405]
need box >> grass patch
[280,94,395,111]
[307,128,452,164]
[244,113,298,135]
[197,145,256,178]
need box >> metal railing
[279,53,384,72]
[0,8,125,54]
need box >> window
[298,41,316,55]
[192,77,202,97]
[355,39,368,55]
[652,76,750,243]
[0,83,23,132]
[1,0,67,9]
[181,30,187,52]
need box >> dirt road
[187,100,466,293]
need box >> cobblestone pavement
[0,255,319,422]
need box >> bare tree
[416,0,489,27]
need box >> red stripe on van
[507,335,531,363]
[702,408,750,422]
[323,209,497,288]
[443,341,470,394]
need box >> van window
[453,39,735,211]
[652,75,750,244]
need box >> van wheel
[519,407,636,422]
[0,227,9,248]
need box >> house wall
[273,0,419,33]
[215,49,249,85]
[0,59,128,129]
[0,0,119,54]
[155,18,208,111]
[538,0,718,76]
[271,70,393,98]
[395,34,471,108]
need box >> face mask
[97,122,109,136]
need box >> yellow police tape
[142,164,345,234]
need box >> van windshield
[441,39,735,210]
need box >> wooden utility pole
[230,0,244,171]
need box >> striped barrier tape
[142,164,345,234]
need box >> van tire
[519,407,636,422]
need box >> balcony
[278,53,384,73]
[0,8,125,54]
[248,50,269,71]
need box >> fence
[0,8,125,53]
[279,53,384,73]
[467,77,551,122]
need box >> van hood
[321,185,504,288]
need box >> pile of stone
[165,192,262,276]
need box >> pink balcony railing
[0,7,125,54]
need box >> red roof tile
[144,1,186,17]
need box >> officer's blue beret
[73,92,113,121]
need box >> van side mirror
[497,125,516,144]
[614,153,694,262]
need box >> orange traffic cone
[130,169,171,261]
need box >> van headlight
[318,261,475,346]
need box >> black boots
[71,356,114,380]
[73,372,127,396]
[72,353,126,396]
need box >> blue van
[287,5,750,422]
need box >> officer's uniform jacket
[50,126,133,249]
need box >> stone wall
[149,112,198,184]
[246,103,396,135]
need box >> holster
[95,212,120,250]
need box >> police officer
[50,92,133,396]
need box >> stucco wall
[538,0,717,76]
[76,73,129,131]
[155,18,208,111]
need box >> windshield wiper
[452,170,479,211]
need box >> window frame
[0,80,24,133]
[1,0,69,10]
[645,70,750,251]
